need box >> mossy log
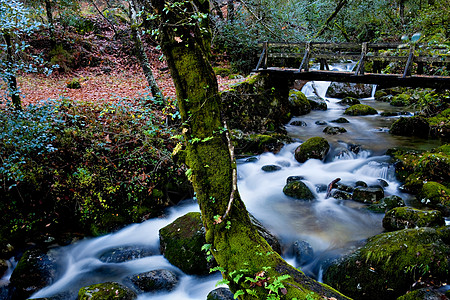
[150,0,350,298]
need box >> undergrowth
[0,97,188,248]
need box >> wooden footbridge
[253,41,450,89]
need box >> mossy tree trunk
[149,0,349,298]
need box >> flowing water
[9,64,445,299]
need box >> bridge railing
[254,41,450,78]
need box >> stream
[10,64,446,299]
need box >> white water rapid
[21,63,442,299]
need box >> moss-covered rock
[207,287,235,300]
[331,117,349,123]
[294,137,330,163]
[307,96,327,110]
[389,116,430,138]
[337,97,360,106]
[352,187,384,203]
[383,207,445,231]
[78,282,136,300]
[159,212,211,275]
[323,126,347,135]
[231,132,291,157]
[98,246,154,263]
[125,269,179,293]
[326,82,373,98]
[283,181,315,201]
[367,195,405,212]
[388,146,450,193]
[390,93,411,107]
[428,108,450,140]
[323,227,450,300]
[289,89,311,115]
[417,181,450,216]
[9,248,59,299]
[397,287,448,300]
[344,104,378,116]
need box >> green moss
[383,207,444,231]
[66,78,81,89]
[294,137,330,163]
[418,181,450,213]
[213,67,231,77]
[283,181,315,200]
[344,104,378,116]
[289,89,311,115]
[324,227,450,300]
[390,93,411,106]
[78,282,136,299]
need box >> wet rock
[348,144,361,154]
[159,212,211,275]
[98,246,154,263]
[331,190,352,200]
[418,182,450,216]
[355,181,368,187]
[78,282,136,300]
[289,89,311,115]
[245,157,258,163]
[232,132,289,157]
[283,181,315,201]
[337,97,360,106]
[249,214,282,255]
[290,120,307,126]
[389,116,430,138]
[330,117,349,123]
[380,111,398,117]
[352,187,384,203]
[207,287,235,300]
[383,207,445,231]
[325,82,373,98]
[315,120,327,125]
[323,126,347,135]
[10,248,59,299]
[307,96,327,110]
[368,195,405,213]
[125,269,178,293]
[323,227,450,300]
[377,179,389,187]
[397,287,448,300]
[294,137,330,163]
[286,176,305,184]
[344,104,378,116]
[261,165,282,172]
[0,259,7,277]
[336,184,353,193]
[291,240,314,266]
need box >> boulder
[9,248,59,299]
[98,246,154,263]
[323,126,347,135]
[125,269,178,293]
[336,184,353,193]
[337,97,360,106]
[355,181,368,187]
[325,82,373,98]
[207,287,235,300]
[315,120,327,125]
[286,176,305,184]
[367,195,405,213]
[397,287,448,300]
[344,104,378,116]
[289,89,311,115]
[261,165,282,172]
[78,282,136,300]
[380,111,398,117]
[290,120,307,126]
[389,116,430,138]
[331,190,352,200]
[283,181,315,201]
[390,93,411,106]
[417,181,450,215]
[307,96,327,110]
[159,212,211,275]
[290,240,314,266]
[352,187,384,203]
[383,207,445,231]
[323,227,450,300]
[294,137,330,163]
[330,117,349,123]
[232,132,289,157]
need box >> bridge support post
[299,42,311,72]
[403,44,415,78]
[354,42,367,75]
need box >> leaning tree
[149,0,349,298]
